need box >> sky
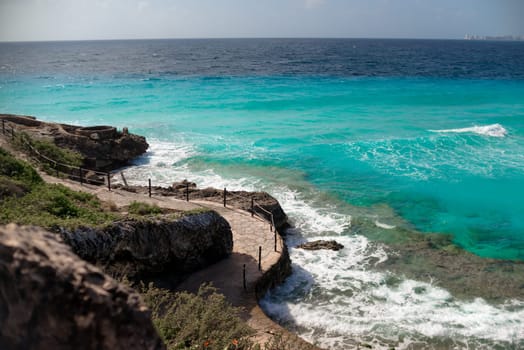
[0,0,523,41]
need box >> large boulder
[297,240,345,251]
[59,211,233,280]
[0,224,164,350]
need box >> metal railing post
[186,182,189,201]
[107,173,111,191]
[148,179,152,197]
[251,197,254,217]
[223,187,227,207]
[274,231,277,252]
[243,264,247,291]
[258,246,262,271]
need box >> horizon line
[0,36,469,44]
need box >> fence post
[251,197,254,217]
[185,182,189,201]
[148,179,152,197]
[258,246,262,271]
[243,264,247,291]
[274,232,277,252]
[223,187,227,207]
[107,173,111,191]
[79,168,84,185]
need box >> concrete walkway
[37,178,318,348]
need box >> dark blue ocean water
[1,39,524,349]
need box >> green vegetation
[12,131,83,174]
[0,147,42,186]
[142,283,253,350]
[128,201,164,215]
[0,181,118,229]
[0,147,116,229]
[141,283,292,350]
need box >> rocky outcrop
[0,224,164,350]
[59,211,233,280]
[297,240,344,251]
[0,114,148,171]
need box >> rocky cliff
[0,224,165,350]
[0,114,148,171]
[59,211,233,280]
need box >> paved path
[1,134,319,348]
[46,179,317,347]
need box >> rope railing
[220,186,276,233]
[1,118,279,241]
[1,119,111,189]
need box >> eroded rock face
[0,114,148,171]
[59,211,233,280]
[0,224,164,350]
[297,240,345,251]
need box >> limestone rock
[0,114,148,171]
[297,240,345,251]
[59,211,233,280]
[171,180,197,190]
[0,224,165,350]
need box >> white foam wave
[262,234,524,349]
[119,139,524,349]
[374,220,396,229]
[275,190,351,236]
[430,123,508,138]
[117,140,352,237]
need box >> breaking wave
[430,123,508,138]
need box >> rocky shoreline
[0,116,319,349]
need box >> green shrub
[12,132,83,174]
[141,283,254,350]
[0,183,118,229]
[0,147,42,187]
[128,201,164,215]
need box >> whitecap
[374,220,396,229]
[262,234,524,349]
[430,123,507,138]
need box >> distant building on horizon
[464,34,524,41]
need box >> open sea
[1,39,524,349]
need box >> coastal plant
[128,201,164,216]
[0,182,118,229]
[0,151,117,228]
[0,147,42,187]
[12,131,83,174]
[140,283,255,350]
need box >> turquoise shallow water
[2,76,524,259]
